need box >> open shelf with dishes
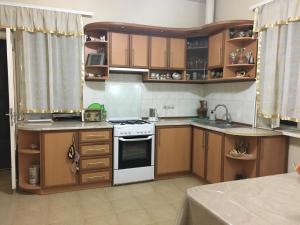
[84,30,109,81]
[223,135,258,181]
[223,24,257,79]
[18,130,41,192]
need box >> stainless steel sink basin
[192,118,244,129]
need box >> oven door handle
[119,136,152,142]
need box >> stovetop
[110,119,150,125]
[110,120,154,136]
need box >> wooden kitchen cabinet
[109,32,130,67]
[192,127,206,178]
[150,36,168,68]
[156,126,191,176]
[208,31,224,69]
[206,131,224,183]
[42,131,77,187]
[259,136,288,177]
[169,38,186,69]
[131,34,149,68]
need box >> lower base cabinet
[192,128,206,178]
[43,131,77,187]
[156,126,192,176]
[206,131,224,183]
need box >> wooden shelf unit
[227,37,257,43]
[18,130,41,193]
[84,30,109,81]
[223,135,258,181]
[226,154,256,161]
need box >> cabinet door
[150,36,168,68]
[42,131,77,187]
[206,131,223,183]
[131,34,149,68]
[259,136,287,177]
[156,126,191,175]
[169,38,186,69]
[109,32,130,67]
[208,31,224,69]
[192,128,206,178]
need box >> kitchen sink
[191,118,244,129]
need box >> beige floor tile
[47,217,85,225]
[80,199,114,219]
[47,205,82,224]
[154,219,177,225]
[116,209,153,225]
[145,203,177,223]
[127,182,156,196]
[12,210,48,225]
[48,192,80,210]
[110,196,141,213]
[104,186,132,201]
[135,192,169,209]
[84,212,119,225]
[172,176,204,191]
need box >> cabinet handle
[87,162,105,166]
[125,48,129,65]
[86,134,106,138]
[219,48,222,64]
[87,175,106,180]
[158,130,160,147]
[86,148,106,153]
[132,49,135,66]
[202,133,205,148]
[165,51,168,67]
[260,140,264,160]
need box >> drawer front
[80,171,111,184]
[80,157,111,170]
[80,130,111,142]
[80,144,111,156]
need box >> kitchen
[1,0,300,225]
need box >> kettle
[148,108,158,122]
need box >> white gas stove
[110,120,155,185]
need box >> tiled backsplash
[203,83,256,125]
[83,73,256,124]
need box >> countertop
[177,173,300,225]
[155,119,281,137]
[17,121,113,131]
[17,118,284,137]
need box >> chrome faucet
[214,104,231,123]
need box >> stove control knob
[128,132,131,135]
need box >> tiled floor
[0,169,204,225]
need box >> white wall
[7,0,206,27]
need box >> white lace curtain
[255,0,300,127]
[0,4,83,113]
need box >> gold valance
[0,5,83,36]
[254,0,300,32]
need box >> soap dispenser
[209,110,215,121]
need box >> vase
[197,100,207,119]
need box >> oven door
[114,135,154,170]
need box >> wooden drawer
[80,171,111,184]
[80,130,111,142]
[80,144,111,156]
[80,157,111,170]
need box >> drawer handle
[85,134,107,138]
[86,148,106,153]
[87,162,106,166]
[87,175,106,180]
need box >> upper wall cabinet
[109,32,130,67]
[169,38,186,70]
[208,31,224,69]
[150,36,168,69]
[130,34,149,68]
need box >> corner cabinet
[42,131,77,187]
[18,128,113,194]
[155,126,191,176]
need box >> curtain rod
[0,1,94,17]
[249,0,274,11]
